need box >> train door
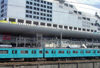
[52,49,56,58]
[12,50,17,58]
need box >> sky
[67,0,100,9]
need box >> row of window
[8,18,97,33]
[1,50,100,54]
[26,15,52,21]
[64,3,73,8]
[1,0,4,5]
[26,2,52,9]
[82,17,90,21]
[0,0,5,18]
[26,0,52,5]
[26,6,52,13]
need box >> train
[0,47,100,60]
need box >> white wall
[7,0,26,19]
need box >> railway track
[0,59,100,66]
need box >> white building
[0,0,100,38]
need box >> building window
[69,26,73,30]
[64,26,68,29]
[83,28,86,31]
[18,19,24,23]
[78,28,81,31]
[78,11,82,15]
[26,6,29,9]
[33,21,39,25]
[87,29,90,32]
[30,6,32,9]
[29,15,32,18]
[64,3,68,6]
[53,24,57,28]
[26,10,29,13]
[26,1,29,4]
[74,27,77,30]
[69,5,73,8]
[30,11,32,14]
[87,18,90,21]
[9,18,16,22]
[91,30,93,32]
[26,20,31,24]
[40,22,45,26]
[74,10,77,14]
[33,16,36,19]
[47,23,51,27]
[82,17,86,20]
[30,2,33,5]
[59,25,63,28]
[26,15,29,17]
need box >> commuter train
[0,47,100,60]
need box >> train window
[73,51,78,53]
[12,50,17,54]
[93,51,96,53]
[76,51,78,53]
[86,51,91,53]
[32,50,36,54]
[73,51,76,53]
[97,51,100,53]
[80,51,84,53]
[52,51,56,54]
[59,51,61,53]
[59,51,64,54]
[15,50,17,54]
[67,51,70,54]
[39,50,42,54]
[46,51,49,54]
[0,50,8,54]
[21,50,28,54]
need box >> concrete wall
[1,62,100,68]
